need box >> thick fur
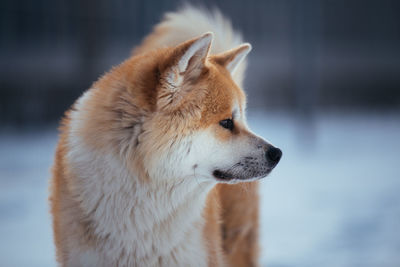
[50,6,279,267]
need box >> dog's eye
[219,119,234,130]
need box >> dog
[50,6,282,267]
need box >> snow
[249,111,400,267]
[0,111,399,266]
[0,129,57,267]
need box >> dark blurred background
[1,1,400,266]
[1,0,399,126]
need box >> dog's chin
[212,169,271,183]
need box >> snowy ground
[0,111,399,267]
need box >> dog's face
[140,33,281,184]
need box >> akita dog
[50,6,282,267]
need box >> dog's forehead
[199,64,245,126]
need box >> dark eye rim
[219,118,234,130]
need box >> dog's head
[137,33,282,183]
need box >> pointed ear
[158,32,212,111]
[212,43,252,75]
[164,32,213,87]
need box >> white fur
[65,90,214,266]
[162,7,242,54]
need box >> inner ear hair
[176,32,213,74]
[166,32,213,86]
[157,33,213,111]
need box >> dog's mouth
[213,170,234,181]
[212,168,271,182]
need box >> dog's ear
[212,43,252,75]
[157,32,212,111]
[164,32,212,86]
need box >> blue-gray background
[1,0,399,266]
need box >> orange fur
[50,8,263,267]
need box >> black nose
[266,146,282,164]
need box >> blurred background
[0,0,399,266]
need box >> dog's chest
[128,185,210,266]
[69,195,210,267]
